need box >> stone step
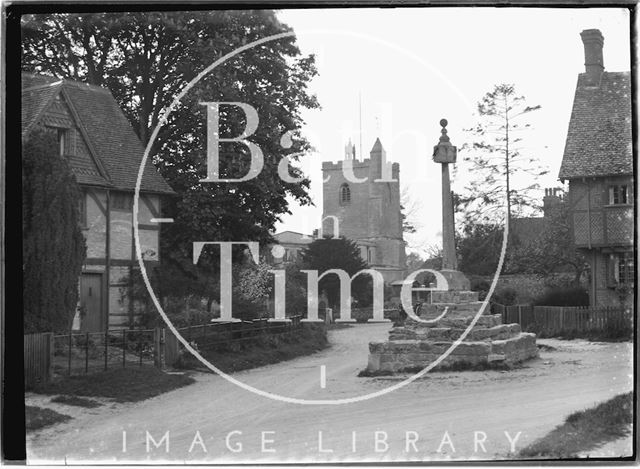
[403,313,503,329]
[366,332,539,373]
[389,323,521,342]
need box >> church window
[339,183,351,205]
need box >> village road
[27,323,633,463]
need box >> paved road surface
[27,324,633,463]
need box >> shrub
[533,286,589,306]
[492,287,517,306]
[470,278,491,301]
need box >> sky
[273,7,633,256]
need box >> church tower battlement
[321,138,406,283]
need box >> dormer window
[339,183,351,205]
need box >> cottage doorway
[80,273,104,332]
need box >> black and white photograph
[3,2,637,465]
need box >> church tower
[321,138,406,283]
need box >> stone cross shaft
[432,119,458,271]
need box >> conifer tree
[23,129,86,333]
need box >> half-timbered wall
[569,177,634,248]
[569,177,634,308]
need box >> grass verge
[50,395,102,408]
[526,325,632,342]
[34,366,195,402]
[25,406,71,432]
[177,323,328,373]
[519,392,633,459]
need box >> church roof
[371,137,384,153]
[22,73,174,194]
[559,71,632,180]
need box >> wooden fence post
[85,332,89,373]
[68,331,72,376]
[153,328,162,368]
[164,331,180,368]
[104,329,109,371]
[47,333,53,383]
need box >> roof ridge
[22,80,63,93]
[60,79,113,94]
[22,72,112,95]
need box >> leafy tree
[232,261,273,320]
[457,222,503,276]
[23,129,86,333]
[301,237,371,310]
[22,11,320,301]
[419,244,443,271]
[405,252,426,273]
[507,201,587,285]
[459,84,548,226]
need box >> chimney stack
[580,29,604,85]
[543,187,563,217]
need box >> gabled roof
[559,71,632,180]
[22,73,174,194]
[273,231,314,245]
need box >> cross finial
[439,118,450,143]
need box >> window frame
[57,128,66,157]
[78,191,87,229]
[608,184,629,205]
[339,183,351,205]
[616,252,634,285]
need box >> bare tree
[459,84,548,226]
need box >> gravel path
[26,325,633,463]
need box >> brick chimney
[543,187,563,217]
[580,29,604,85]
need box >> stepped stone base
[366,295,538,373]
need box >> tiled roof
[22,73,174,194]
[273,230,314,245]
[22,79,62,136]
[559,72,632,179]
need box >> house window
[46,126,73,156]
[111,192,132,211]
[78,192,87,228]
[616,252,634,284]
[608,185,629,205]
[57,129,66,156]
[339,183,351,205]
